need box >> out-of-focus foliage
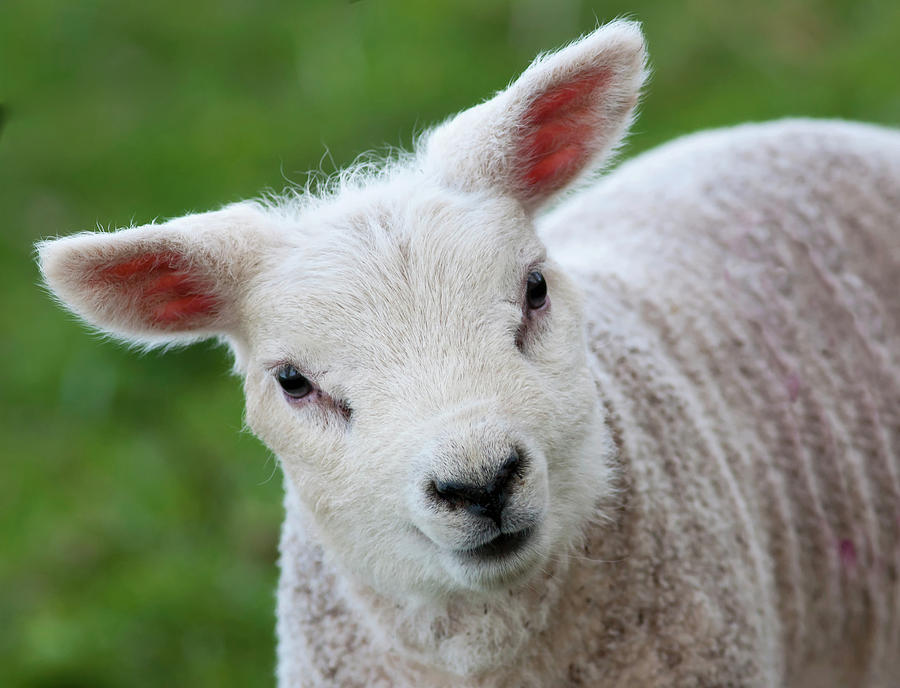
[1,0,898,685]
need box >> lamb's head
[241,187,607,597]
[37,21,646,597]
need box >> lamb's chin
[441,525,550,592]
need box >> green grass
[1,0,898,685]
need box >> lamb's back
[543,119,900,686]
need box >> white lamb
[38,20,900,687]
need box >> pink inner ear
[518,69,611,194]
[95,251,219,328]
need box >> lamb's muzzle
[430,449,522,529]
[409,422,549,579]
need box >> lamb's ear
[38,202,271,347]
[423,20,647,212]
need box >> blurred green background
[1,0,898,685]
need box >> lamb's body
[277,120,900,686]
[37,22,900,688]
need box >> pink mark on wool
[839,539,858,569]
[784,372,801,402]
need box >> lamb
[37,19,900,687]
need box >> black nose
[432,450,521,529]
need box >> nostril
[429,448,524,528]
[431,479,475,507]
[495,450,520,488]
[432,478,502,527]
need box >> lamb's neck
[342,541,576,678]
[282,481,626,683]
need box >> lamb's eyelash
[264,359,326,379]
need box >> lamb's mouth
[458,526,535,561]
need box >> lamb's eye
[525,271,547,309]
[277,365,313,399]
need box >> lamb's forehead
[245,184,543,362]
[289,180,535,269]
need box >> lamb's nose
[432,450,520,529]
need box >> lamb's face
[241,187,611,594]
[37,19,644,597]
